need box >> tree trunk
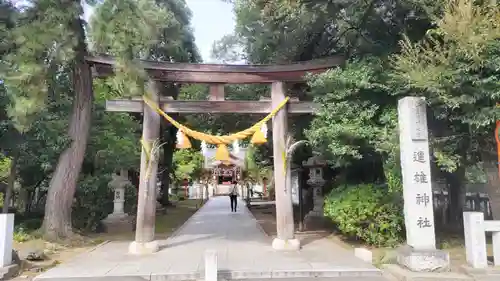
[18,186,28,214]
[3,151,17,213]
[159,84,178,207]
[483,160,500,219]
[445,166,466,229]
[160,123,176,206]
[41,15,93,241]
[25,190,33,213]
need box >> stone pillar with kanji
[396,97,449,272]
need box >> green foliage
[72,175,113,232]
[13,227,33,243]
[69,175,132,232]
[466,162,487,183]
[87,81,140,173]
[0,0,200,239]
[384,155,403,193]
[90,0,187,96]
[72,174,138,232]
[306,59,399,170]
[1,62,140,234]
[124,184,138,215]
[70,81,140,232]
[243,145,272,183]
[215,0,444,199]
[211,34,244,63]
[324,184,404,246]
[2,0,82,132]
[391,0,500,172]
[0,155,10,183]
[172,149,204,184]
[217,0,438,64]
[12,211,44,242]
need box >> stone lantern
[303,156,327,227]
[101,170,133,233]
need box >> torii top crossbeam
[88,55,343,114]
[86,55,344,84]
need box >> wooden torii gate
[86,55,342,254]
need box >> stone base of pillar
[271,238,301,251]
[128,240,159,255]
[305,208,323,218]
[304,213,327,230]
[101,213,133,234]
[0,264,19,280]
[396,245,450,272]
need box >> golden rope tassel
[142,95,289,144]
[251,128,267,144]
[215,143,230,162]
[176,130,192,149]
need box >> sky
[83,0,236,63]
[185,0,235,62]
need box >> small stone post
[463,212,488,269]
[493,232,500,267]
[396,97,449,271]
[205,250,218,281]
[0,214,14,268]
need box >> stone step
[381,264,473,281]
[36,270,387,281]
[215,269,386,280]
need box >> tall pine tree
[3,0,93,239]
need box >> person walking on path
[229,182,239,212]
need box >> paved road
[35,197,386,281]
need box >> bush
[17,218,43,230]
[13,227,33,243]
[14,210,44,230]
[12,212,43,243]
[324,183,404,247]
[72,175,138,232]
[72,175,113,232]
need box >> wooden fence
[432,188,493,225]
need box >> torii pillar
[271,82,300,250]
[129,81,160,254]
